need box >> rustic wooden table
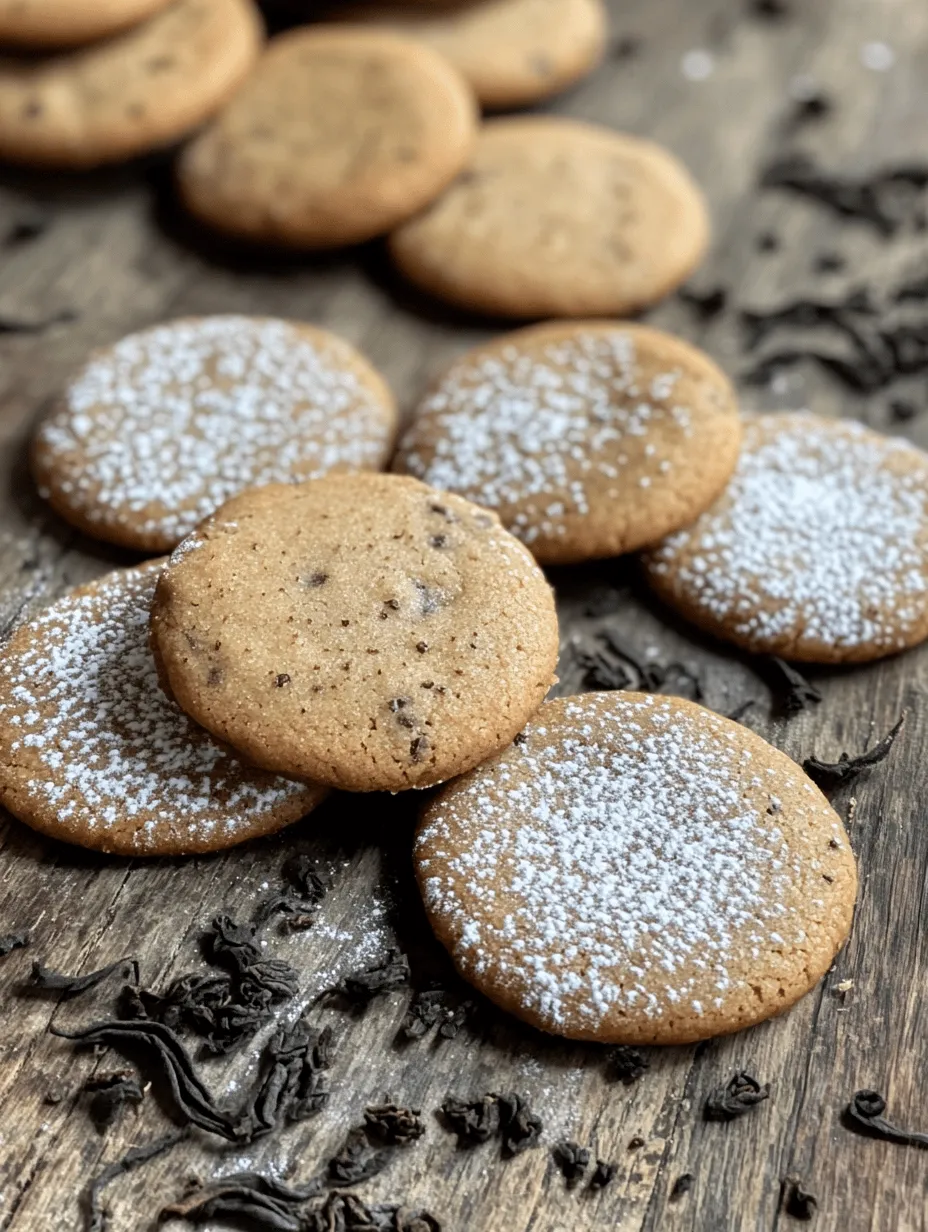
[2,1,928,1229]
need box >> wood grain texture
[1,1,927,1229]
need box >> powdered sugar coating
[394,323,739,564]
[415,692,855,1043]
[646,412,928,661]
[33,316,396,550]
[0,562,323,855]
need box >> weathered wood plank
[2,0,928,1229]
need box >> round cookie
[0,0,174,48]
[177,27,478,249]
[32,316,397,553]
[394,321,740,565]
[0,0,262,169]
[150,474,559,793]
[334,0,608,111]
[645,412,928,664]
[0,562,326,857]
[415,691,857,1045]
[388,117,709,319]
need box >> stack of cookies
[8,303,911,1046]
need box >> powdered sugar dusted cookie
[645,412,928,663]
[335,0,608,110]
[415,692,857,1044]
[389,117,709,319]
[33,316,397,552]
[151,474,559,793]
[0,563,325,856]
[0,0,261,169]
[394,322,740,564]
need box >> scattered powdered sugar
[36,316,393,544]
[398,331,694,546]
[416,693,846,1032]
[648,412,928,653]
[0,563,314,849]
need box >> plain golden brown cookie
[415,691,857,1044]
[32,316,397,553]
[334,0,608,110]
[0,0,262,169]
[394,321,740,564]
[389,117,709,318]
[645,412,928,664]
[0,0,175,47]
[0,562,326,856]
[150,474,559,793]
[177,27,478,248]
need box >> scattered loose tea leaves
[0,931,29,958]
[234,1017,332,1143]
[87,1128,187,1232]
[496,1092,543,1158]
[52,1019,236,1139]
[670,1173,694,1202]
[365,1103,425,1146]
[762,658,822,716]
[328,1126,393,1187]
[400,985,474,1043]
[606,1045,650,1085]
[803,714,904,790]
[29,956,139,996]
[781,1176,818,1220]
[83,1070,144,1132]
[588,1159,618,1191]
[162,1171,322,1231]
[322,948,411,1010]
[678,285,728,319]
[845,1089,928,1147]
[440,1094,501,1146]
[704,1071,770,1121]
[552,1141,590,1188]
[726,699,757,723]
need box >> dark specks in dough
[429,534,449,549]
[416,641,429,653]
[303,571,329,588]
[410,735,429,762]
[207,665,223,686]
[276,673,291,687]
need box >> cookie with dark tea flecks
[150,473,559,793]
[0,562,326,856]
[415,692,857,1043]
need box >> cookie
[32,316,397,553]
[0,0,174,47]
[150,474,559,793]
[0,0,262,169]
[645,412,928,663]
[176,27,478,248]
[0,562,326,857]
[388,117,709,319]
[415,691,857,1045]
[394,322,740,565]
[334,0,608,110]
